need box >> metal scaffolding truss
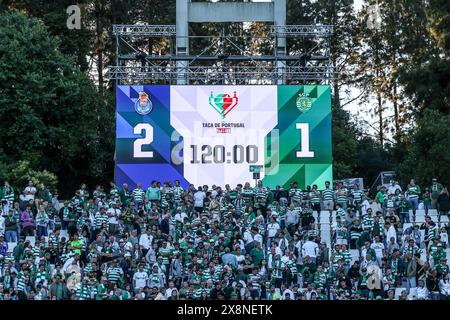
[112,24,176,36]
[270,25,333,37]
[107,23,334,85]
[108,65,332,84]
[112,24,333,38]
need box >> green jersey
[158,247,172,265]
[375,191,385,205]
[430,183,443,200]
[362,215,374,231]
[146,187,161,201]
[398,200,411,214]
[0,186,14,204]
[407,184,421,199]
[242,188,254,202]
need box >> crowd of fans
[0,177,449,300]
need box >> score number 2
[133,123,153,158]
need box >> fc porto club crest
[135,91,153,115]
[296,93,312,113]
[209,91,239,119]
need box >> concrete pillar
[176,0,189,84]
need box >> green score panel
[263,85,332,190]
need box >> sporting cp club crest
[209,91,239,119]
[296,93,312,113]
[135,92,153,115]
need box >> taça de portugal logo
[296,93,312,113]
[209,91,239,119]
[135,91,153,115]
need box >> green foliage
[354,137,395,186]
[0,10,112,197]
[398,0,450,116]
[428,0,450,54]
[399,58,450,115]
[354,0,434,142]
[396,1,450,187]
[7,160,58,191]
[5,0,91,71]
[332,99,358,179]
[396,110,450,187]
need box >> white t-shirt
[243,230,254,244]
[165,287,177,299]
[0,216,5,234]
[360,200,370,216]
[62,257,79,274]
[194,191,206,208]
[388,184,402,195]
[139,234,153,250]
[133,271,149,289]
[254,234,263,246]
[107,208,121,224]
[24,186,36,201]
[302,241,319,258]
[124,241,133,252]
[281,289,295,300]
[267,223,280,238]
[386,226,397,242]
[416,286,429,299]
[174,212,188,223]
[371,242,385,258]
[236,254,245,264]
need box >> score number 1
[132,122,314,159]
[296,123,314,158]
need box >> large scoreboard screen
[115,85,332,189]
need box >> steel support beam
[176,0,189,84]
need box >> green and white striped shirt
[322,188,334,201]
[132,188,145,202]
[94,212,109,229]
[289,188,302,203]
[106,267,123,283]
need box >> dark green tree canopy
[0,11,113,196]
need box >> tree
[5,0,91,72]
[354,137,395,187]
[6,161,58,192]
[313,0,359,178]
[354,0,435,144]
[396,110,450,187]
[0,11,111,197]
[398,0,450,116]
